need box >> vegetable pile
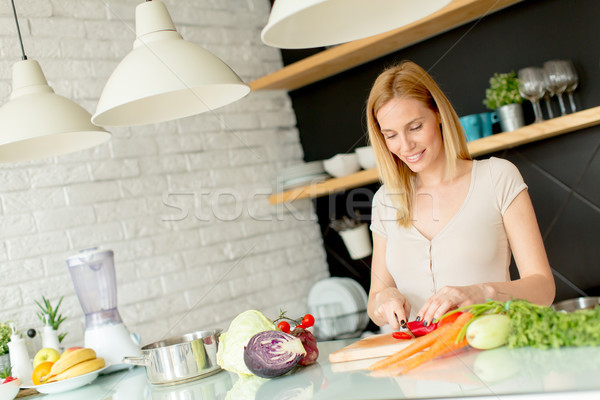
[462,299,600,349]
[369,299,600,375]
[217,309,319,379]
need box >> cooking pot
[123,329,221,385]
[552,297,600,312]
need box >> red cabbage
[290,327,319,366]
[243,330,306,378]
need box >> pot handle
[122,355,146,366]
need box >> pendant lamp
[261,0,453,49]
[92,1,250,127]
[0,1,111,163]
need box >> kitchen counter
[20,339,600,399]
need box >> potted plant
[329,214,372,260]
[483,71,525,132]
[0,322,11,375]
[35,296,68,345]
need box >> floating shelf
[250,0,524,92]
[269,106,600,204]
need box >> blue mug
[459,115,482,142]
[478,111,500,137]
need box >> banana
[43,357,105,383]
[49,348,97,376]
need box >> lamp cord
[10,0,27,60]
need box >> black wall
[280,0,600,304]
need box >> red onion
[290,327,319,366]
[243,330,306,378]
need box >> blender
[66,248,142,373]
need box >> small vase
[338,224,372,260]
[497,103,525,132]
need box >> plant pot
[338,224,372,260]
[497,103,525,132]
[0,353,10,372]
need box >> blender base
[85,323,142,373]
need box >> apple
[33,348,61,369]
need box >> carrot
[369,312,474,372]
[367,324,452,370]
[390,336,469,374]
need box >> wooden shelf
[250,0,524,92]
[269,106,600,204]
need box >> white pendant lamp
[261,0,453,49]
[92,1,250,127]
[0,0,111,163]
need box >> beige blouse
[370,157,528,317]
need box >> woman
[366,61,555,331]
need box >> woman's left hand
[416,284,495,326]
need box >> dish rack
[312,309,368,341]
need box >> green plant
[35,296,68,343]
[483,71,523,110]
[0,364,11,379]
[0,323,11,356]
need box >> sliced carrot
[367,324,452,370]
[369,312,474,372]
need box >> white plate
[308,278,360,339]
[277,161,325,180]
[22,364,110,394]
[282,173,329,189]
[328,277,370,334]
[337,278,369,331]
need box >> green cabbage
[217,310,277,376]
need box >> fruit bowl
[22,364,109,394]
[0,378,20,400]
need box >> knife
[394,318,415,339]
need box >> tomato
[438,312,463,327]
[277,321,291,333]
[2,376,17,384]
[295,324,306,330]
[392,331,413,340]
[302,314,315,328]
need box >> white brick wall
[0,0,329,350]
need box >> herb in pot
[35,296,67,343]
[0,323,11,357]
[483,71,523,110]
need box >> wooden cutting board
[328,333,413,363]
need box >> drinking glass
[563,60,579,113]
[543,60,570,115]
[542,70,554,119]
[518,67,546,123]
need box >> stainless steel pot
[552,297,600,312]
[123,329,221,385]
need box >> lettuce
[217,310,277,376]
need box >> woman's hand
[371,287,412,330]
[416,284,495,326]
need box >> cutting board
[328,333,413,363]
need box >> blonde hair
[366,61,471,227]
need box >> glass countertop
[21,339,600,399]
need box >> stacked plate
[273,161,329,190]
[308,277,369,340]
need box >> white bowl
[355,146,376,169]
[323,153,361,178]
[0,378,20,400]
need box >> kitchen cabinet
[250,0,524,91]
[269,106,600,204]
